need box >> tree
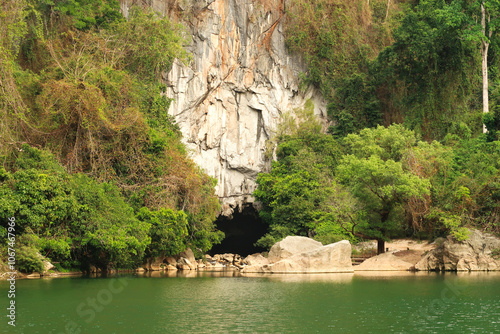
[255,145,347,247]
[372,0,481,139]
[136,207,189,258]
[0,145,151,272]
[439,0,500,132]
[254,105,350,248]
[336,125,431,253]
[481,1,492,132]
[455,0,500,132]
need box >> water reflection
[5,269,500,334]
[241,272,354,283]
[134,270,356,282]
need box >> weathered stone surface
[26,273,41,279]
[268,236,323,263]
[177,248,196,264]
[119,0,328,214]
[164,256,177,266]
[43,260,56,273]
[177,257,196,270]
[415,229,500,271]
[213,253,242,265]
[89,265,100,273]
[165,264,178,271]
[143,257,165,271]
[243,240,353,273]
[208,262,226,271]
[243,253,269,266]
[354,252,414,271]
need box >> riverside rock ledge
[242,236,353,273]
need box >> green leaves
[336,125,431,241]
[373,0,481,139]
[0,147,152,271]
[108,6,188,80]
[0,1,223,271]
[254,109,357,248]
[137,207,189,258]
[342,124,417,161]
[45,0,123,30]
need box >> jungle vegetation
[0,0,222,273]
[3,0,500,272]
[255,0,500,252]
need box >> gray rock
[415,229,500,271]
[43,260,56,272]
[26,273,41,279]
[243,239,353,273]
[177,248,196,264]
[143,257,165,271]
[268,236,323,263]
[164,256,177,266]
[354,252,414,271]
[177,257,196,270]
[243,253,269,266]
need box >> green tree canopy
[337,125,431,253]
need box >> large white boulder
[267,236,323,263]
[243,253,269,267]
[243,239,353,273]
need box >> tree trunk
[385,0,391,22]
[377,239,385,254]
[481,2,490,133]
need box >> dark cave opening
[209,205,268,256]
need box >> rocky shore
[134,229,500,273]
[3,229,500,279]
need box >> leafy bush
[255,106,355,248]
[38,0,123,30]
[137,207,189,258]
[108,6,188,79]
[16,245,45,273]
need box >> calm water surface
[1,271,499,333]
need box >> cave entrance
[209,205,267,256]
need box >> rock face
[142,257,166,271]
[267,236,323,263]
[243,238,353,273]
[354,252,414,271]
[415,229,500,271]
[119,0,328,215]
[43,260,56,273]
[242,253,269,266]
[177,248,196,264]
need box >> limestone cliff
[119,0,328,215]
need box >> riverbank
[3,229,500,279]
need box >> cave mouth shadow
[209,205,268,257]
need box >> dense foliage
[4,0,500,270]
[256,114,500,251]
[246,0,500,251]
[285,0,500,139]
[0,0,222,272]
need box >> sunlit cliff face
[120,0,328,216]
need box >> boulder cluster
[138,236,353,273]
[142,229,500,273]
[415,229,500,271]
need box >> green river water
[1,271,499,334]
